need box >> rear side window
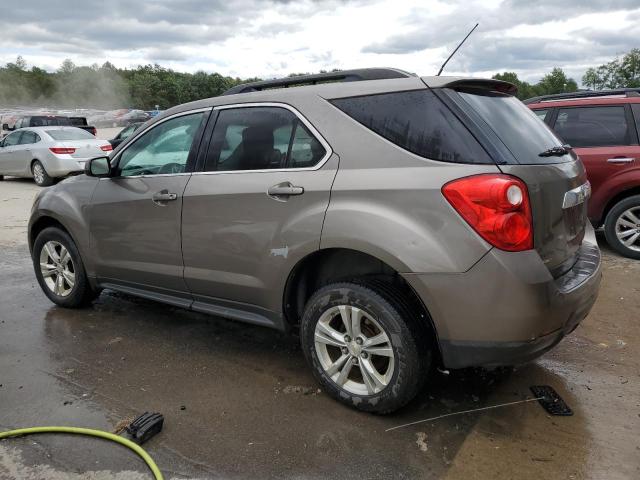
[533,109,549,122]
[205,107,326,171]
[554,106,635,148]
[330,90,492,164]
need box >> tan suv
[29,69,602,413]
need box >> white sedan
[0,126,112,186]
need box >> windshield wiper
[539,145,571,157]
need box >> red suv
[527,90,640,259]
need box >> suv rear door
[549,104,640,223]
[181,104,337,325]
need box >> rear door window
[205,107,326,171]
[554,106,635,148]
[331,90,492,164]
[18,131,39,144]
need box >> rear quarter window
[330,90,492,164]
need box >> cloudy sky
[1,0,638,84]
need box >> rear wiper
[539,145,571,157]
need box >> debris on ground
[415,432,428,452]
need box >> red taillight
[442,174,533,252]
[100,144,113,152]
[90,127,97,136]
[49,147,76,155]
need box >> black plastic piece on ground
[124,412,164,444]
[530,385,573,416]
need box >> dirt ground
[0,172,638,479]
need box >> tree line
[493,48,640,100]
[1,48,639,109]
[0,57,255,110]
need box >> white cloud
[0,0,638,84]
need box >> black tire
[300,280,430,414]
[32,227,98,307]
[0,175,4,181]
[32,160,54,187]
[604,195,640,260]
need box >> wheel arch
[601,186,640,226]
[282,247,443,363]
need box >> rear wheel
[300,280,429,413]
[32,160,54,187]
[33,227,98,307]
[604,195,640,260]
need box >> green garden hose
[0,426,163,480]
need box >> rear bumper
[403,224,602,369]
[44,156,90,177]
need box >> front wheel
[32,160,54,187]
[33,227,98,307]
[300,281,430,414]
[604,195,640,260]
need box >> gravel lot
[0,163,638,479]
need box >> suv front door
[89,109,209,305]
[552,104,640,221]
[181,105,337,325]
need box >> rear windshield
[47,129,94,141]
[456,89,569,164]
[331,90,492,164]
[32,116,72,127]
[69,117,87,126]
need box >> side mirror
[2,123,11,131]
[85,156,112,177]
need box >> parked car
[69,116,98,136]
[526,89,640,259]
[109,122,144,149]
[2,115,97,136]
[28,69,601,413]
[0,126,112,186]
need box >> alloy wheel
[615,206,640,252]
[32,163,45,185]
[314,305,395,396]
[39,241,75,297]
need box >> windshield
[47,129,95,141]
[456,89,569,164]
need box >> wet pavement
[1,177,639,479]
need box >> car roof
[526,88,640,108]
[151,70,515,124]
[20,126,87,133]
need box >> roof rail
[523,88,640,104]
[222,68,416,96]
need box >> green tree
[581,49,640,89]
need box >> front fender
[29,175,99,274]
[590,166,640,222]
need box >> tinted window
[19,131,39,144]
[3,131,22,146]
[533,109,549,121]
[554,106,633,148]
[632,104,640,138]
[458,89,565,163]
[331,90,491,164]
[118,112,205,177]
[47,129,95,141]
[205,107,326,171]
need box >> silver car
[28,69,602,413]
[0,126,112,186]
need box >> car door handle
[607,157,635,164]
[267,182,304,197]
[152,191,178,204]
